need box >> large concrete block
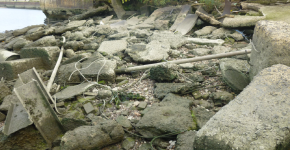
[20,46,60,69]
[194,64,290,150]
[249,20,290,79]
[0,58,46,80]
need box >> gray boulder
[60,120,124,150]
[211,28,233,39]
[136,93,196,138]
[220,58,250,92]
[154,83,199,99]
[68,31,85,41]
[97,40,127,55]
[194,64,290,150]
[93,25,112,35]
[24,36,57,48]
[250,21,290,80]
[126,40,170,63]
[150,63,179,82]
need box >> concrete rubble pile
[0,1,290,149]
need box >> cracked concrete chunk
[14,80,63,147]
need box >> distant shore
[0,2,40,10]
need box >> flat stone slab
[187,38,224,46]
[194,64,290,150]
[170,5,192,31]
[83,102,95,114]
[14,80,63,147]
[222,15,266,28]
[175,14,198,35]
[249,20,290,79]
[53,82,99,100]
[97,40,127,55]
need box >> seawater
[0,7,46,33]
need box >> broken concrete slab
[126,40,170,63]
[250,20,290,80]
[170,5,192,31]
[97,40,127,55]
[3,102,33,135]
[4,36,24,50]
[175,14,198,35]
[80,59,117,83]
[60,120,124,150]
[194,64,290,150]
[53,82,98,100]
[148,31,187,49]
[14,80,64,147]
[0,49,20,62]
[20,46,60,69]
[12,38,31,51]
[222,15,266,28]
[187,38,224,46]
[0,58,47,80]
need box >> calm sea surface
[0,7,46,33]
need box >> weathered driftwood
[47,36,66,92]
[115,49,251,74]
